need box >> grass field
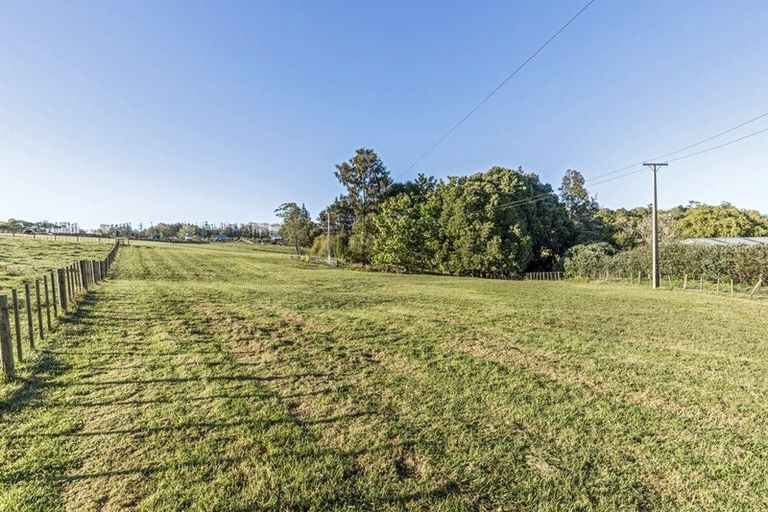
[0,234,113,291]
[1,241,767,510]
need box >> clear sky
[1,0,767,228]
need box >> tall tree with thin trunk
[275,202,313,255]
[334,148,391,263]
[559,169,605,245]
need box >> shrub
[564,242,768,283]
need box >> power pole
[643,162,668,289]
[326,213,332,264]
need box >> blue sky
[1,0,767,228]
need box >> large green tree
[433,167,572,277]
[334,148,392,263]
[371,175,440,271]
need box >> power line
[667,125,768,163]
[486,122,768,213]
[393,0,597,182]
[653,111,768,161]
[586,109,768,182]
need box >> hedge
[564,242,768,284]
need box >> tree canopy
[275,202,313,254]
[334,148,392,263]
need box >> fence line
[577,270,766,298]
[0,239,122,380]
[524,271,564,281]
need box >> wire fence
[0,240,122,380]
[577,271,767,298]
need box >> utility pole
[643,162,668,289]
[326,213,332,264]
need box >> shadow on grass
[48,387,333,408]
[0,293,115,410]
[42,349,271,357]
[10,411,375,439]
[80,372,333,386]
[2,438,463,508]
[0,349,70,414]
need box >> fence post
[731,278,735,296]
[24,283,35,349]
[35,279,44,340]
[50,271,58,317]
[11,290,22,362]
[68,266,74,300]
[58,269,68,310]
[80,261,88,290]
[683,274,688,290]
[0,295,15,380]
[44,276,52,329]
[749,276,763,297]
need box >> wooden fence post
[65,267,71,301]
[58,269,68,310]
[24,283,35,349]
[80,261,88,290]
[50,271,58,317]
[11,290,22,362]
[35,279,44,340]
[68,265,74,295]
[44,276,51,329]
[683,274,688,290]
[749,276,763,297]
[0,295,15,380]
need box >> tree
[317,196,355,236]
[559,169,606,245]
[371,176,440,271]
[275,202,313,254]
[675,202,768,238]
[334,148,392,263]
[433,167,572,277]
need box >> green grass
[1,241,767,510]
[238,241,298,254]
[0,234,115,381]
[0,234,113,291]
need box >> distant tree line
[134,222,280,240]
[0,219,281,241]
[0,219,81,234]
